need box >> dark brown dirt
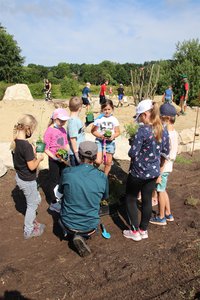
[0,152,200,300]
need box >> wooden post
[191,107,199,156]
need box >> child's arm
[27,154,44,171]
[91,125,104,139]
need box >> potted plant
[55,148,68,161]
[124,123,139,145]
[104,129,112,138]
[36,136,46,153]
[85,108,94,124]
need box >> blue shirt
[59,164,109,231]
[67,117,85,155]
[165,88,173,101]
[82,86,90,98]
[128,125,169,179]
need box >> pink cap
[52,108,70,121]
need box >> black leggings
[48,158,66,203]
[126,174,156,231]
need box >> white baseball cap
[134,99,153,121]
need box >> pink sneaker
[123,230,142,241]
[139,229,148,239]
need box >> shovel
[100,223,111,239]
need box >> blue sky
[0,0,199,66]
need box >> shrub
[0,81,10,100]
[60,78,79,97]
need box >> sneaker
[123,230,142,241]
[150,216,167,225]
[165,214,174,222]
[49,202,61,213]
[24,224,45,239]
[73,235,91,257]
[139,229,148,239]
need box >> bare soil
[0,151,200,300]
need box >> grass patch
[176,155,193,164]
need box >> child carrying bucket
[91,99,120,176]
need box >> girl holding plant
[91,99,120,176]
[123,99,169,242]
[11,114,45,239]
[44,108,70,213]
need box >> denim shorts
[118,94,123,100]
[156,172,170,192]
[95,139,116,154]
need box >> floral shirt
[128,124,169,179]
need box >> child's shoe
[150,216,167,225]
[165,214,174,222]
[73,235,91,257]
[24,224,45,239]
[123,230,142,241]
[49,202,61,213]
[139,229,148,239]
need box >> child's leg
[104,153,113,176]
[164,191,171,216]
[48,158,61,203]
[95,151,103,166]
[157,191,167,219]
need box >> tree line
[0,24,200,105]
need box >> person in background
[44,79,52,101]
[44,108,70,213]
[123,99,169,242]
[150,103,178,225]
[99,80,109,105]
[67,97,85,166]
[180,74,189,115]
[117,83,125,107]
[162,85,173,103]
[11,114,45,239]
[59,141,109,257]
[82,82,91,112]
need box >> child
[150,103,178,225]
[82,82,91,112]
[91,99,120,176]
[44,108,70,213]
[117,83,125,107]
[123,99,170,241]
[11,114,45,239]
[67,96,85,166]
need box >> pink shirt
[44,126,68,155]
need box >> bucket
[86,113,94,123]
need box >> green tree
[0,24,24,82]
[172,39,200,104]
[60,78,79,97]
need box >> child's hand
[156,176,162,184]
[37,153,44,161]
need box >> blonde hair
[69,96,83,112]
[11,114,37,151]
[160,115,176,125]
[149,102,163,142]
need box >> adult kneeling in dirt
[58,141,109,257]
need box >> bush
[29,82,44,99]
[0,81,10,100]
[60,78,79,97]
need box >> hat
[160,103,177,117]
[79,141,98,159]
[52,108,70,121]
[180,74,187,78]
[134,99,153,120]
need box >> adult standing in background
[44,79,52,101]
[99,80,109,105]
[180,74,189,115]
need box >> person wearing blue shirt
[59,141,109,257]
[123,99,169,242]
[162,85,173,103]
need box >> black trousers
[126,173,156,231]
[48,158,66,203]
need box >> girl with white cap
[123,99,169,241]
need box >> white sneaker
[49,202,61,213]
[139,229,148,239]
[123,230,142,241]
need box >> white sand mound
[3,84,33,101]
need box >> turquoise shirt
[67,117,85,155]
[59,164,109,231]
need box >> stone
[3,84,33,101]
[0,158,7,177]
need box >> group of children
[12,96,178,242]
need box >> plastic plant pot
[86,113,94,123]
[36,141,46,153]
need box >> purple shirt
[44,126,68,155]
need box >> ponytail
[150,102,163,142]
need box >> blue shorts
[156,172,170,192]
[95,139,116,154]
[118,94,123,100]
